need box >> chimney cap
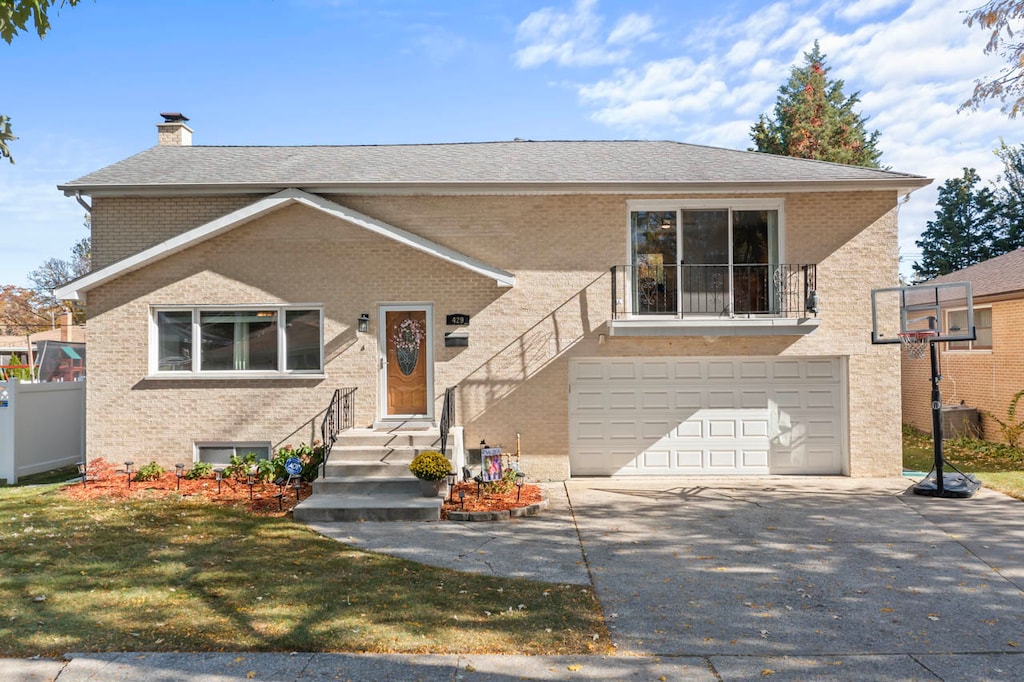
[160,112,189,123]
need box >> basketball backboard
[870,281,975,344]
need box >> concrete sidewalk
[5,476,1024,680]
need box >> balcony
[609,263,821,337]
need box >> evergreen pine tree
[993,140,1024,252]
[751,41,883,168]
[913,168,1001,280]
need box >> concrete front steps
[293,426,445,523]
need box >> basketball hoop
[898,330,936,360]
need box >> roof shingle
[927,248,1024,298]
[60,140,929,192]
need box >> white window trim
[624,199,787,318]
[944,306,993,353]
[194,441,273,465]
[625,198,787,267]
[148,304,326,379]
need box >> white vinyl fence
[0,379,85,484]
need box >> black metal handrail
[319,387,356,477]
[439,385,456,456]
[611,263,816,319]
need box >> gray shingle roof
[60,140,929,192]
[928,247,1024,298]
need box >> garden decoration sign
[393,318,424,375]
[481,447,503,482]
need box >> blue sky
[1,0,1018,287]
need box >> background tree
[962,1,1024,117]
[750,41,883,168]
[27,213,90,321]
[0,284,49,334]
[913,168,1001,280]
[0,0,82,162]
[992,140,1024,251]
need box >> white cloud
[837,0,907,22]
[517,0,1022,277]
[514,0,653,68]
[607,13,656,45]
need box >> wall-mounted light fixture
[357,313,370,333]
[806,290,821,315]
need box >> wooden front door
[383,308,430,417]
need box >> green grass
[0,484,607,658]
[5,465,81,487]
[903,424,1024,499]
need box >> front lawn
[903,425,1024,500]
[0,484,607,658]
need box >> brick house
[902,248,1024,443]
[55,114,931,479]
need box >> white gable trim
[55,188,515,301]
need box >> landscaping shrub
[184,461,214,480]
[134,461,165,482]
[409,450,451,481]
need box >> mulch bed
[61,458,545,520]
[60,458,309,516]
[440,481,543,520]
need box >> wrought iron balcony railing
[611,264,817,319]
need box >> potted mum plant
[409,450,451,497]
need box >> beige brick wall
[85,190,903,478]
[902,297,1024,444]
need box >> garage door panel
[642,390,670,410]
[675,391,702,409]
[743,449,770,469]
[641,361,670,380]
[642,419,673,440]
[806,388,839,410]
[608,420,638,440]
[772,361,802,380]
[569,357,844,476]
[641,450,672,469]
[741,419,770,438]
[806,359,839,379]
[739,361,770,379]
[708,449,738,469]
[707,361,737,379]
[573,360,606,381]
[675,420,703,438]
[674,361,703,379]
[609,391,638,410]
[675,450,703,469]
[574,420,607,441]
[572,390,606,411]
[708,391,736,409]
[608,362,638,380]
[742,391,769,408]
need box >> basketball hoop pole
[912,318,981,499]
[926,335,946,496]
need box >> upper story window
[151,305,324,377]
[628,199,784,316]
[946,307,992,351]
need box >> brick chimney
[60,311,74,341]
[157,112,192,146]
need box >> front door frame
[378,303,434,421]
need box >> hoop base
[913,471,981,498]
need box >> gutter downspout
[74,191,92,213]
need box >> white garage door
[569,357,845,476]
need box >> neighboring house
[902,248,1024,443]
[54,114,931,479]
[0,313,86,381]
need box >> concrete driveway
[568,476,1024,678]
[11,477,1024,681]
